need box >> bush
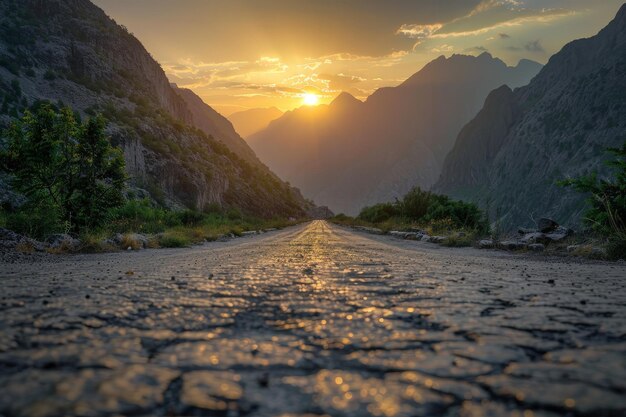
[159,231,191,248]
[560,142,626,259]
[0,104,127,232]
[357,187,486,232]
[108,199,178,233]
[2,200,63,239]
[358,203,397,223]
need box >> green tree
[560,142,626,258]
[1,104,127,232]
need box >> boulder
[46,234,81,251]
[538,218,559,233]
[528,243,545,252]
[241,231,258,236]
[355,226,384,235]
[520,232,548,244]
[499,240,526,251]
[544,232,568,242]
[0,228,47,252]
[389,231,423,240]
[479,239,494,249]
[420,234,431,242]
[429,236,447,244]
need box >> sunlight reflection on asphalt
[1,220,625,416]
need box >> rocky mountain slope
[0,0,308,217]
[173,86,264,167]
[436,4,626,229]
[249,53,541,214]
[228,107,284,138]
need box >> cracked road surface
[1,220,626,417]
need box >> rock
[389,231,422,240]
[405,232,424,240]
[528,243,545,252]
[420,234,431,242]
[544,232,568,242]
[518,227,537,235]
[46,234,81,251]
[0,228,47,252]
[499,240,526,251]
[241,231,258,237]
[264,228,277,232]
[538,218,559,233]
[567,245,580,253]
[429,236,447,244]
[554,226,574,236]
[520,232,547,244]
[479,239,494,249]
[354,226,384,235]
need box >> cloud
[396,24,443,41]
[318,73,367,96]
[163,56,291,88]
[464,46,490,54]
[397,0,573,48]
[431,44,454,53]
[524,40,545,53]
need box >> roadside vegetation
[0,104,299,253]
[559,142,626,260]
[330,187,488,247]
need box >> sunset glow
[92,0,624,113]
[302,93,319,106]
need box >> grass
[1,198,303,253]
[72,200,302,252]
[330,214,480,247]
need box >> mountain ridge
[0,0,309,217]
[249,53,542,214]
[435,4,626,228]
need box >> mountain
[173,86,263,166]
[0,0,309,217]
[248,53,542,214]
[228,107,283,138]
[435,4,626,229]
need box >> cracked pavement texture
[1,220,625,417]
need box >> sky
[92,0,624,114]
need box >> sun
[302,93,319,106]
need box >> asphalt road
[1,220,625,417]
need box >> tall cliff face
[0,0,309,217]
[248,54,541,215]
[435,4,626,228]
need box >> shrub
[358,203,397,223]
[357,187,486,232]
[0,104,127,232]
[159,231,191,248]
[560,142,626,259]
[3,200,63,239]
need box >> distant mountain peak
[330,92,361,108]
